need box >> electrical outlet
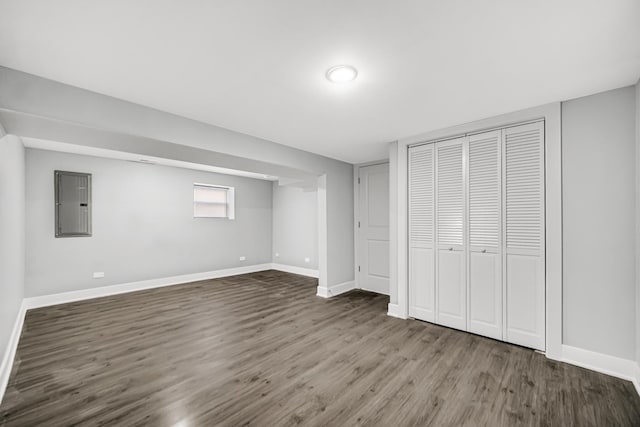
[93,272,105,279]
[275,252,280,257]
[239,256,246,261]
[304,257,310,263]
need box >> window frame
[193,183,235,219]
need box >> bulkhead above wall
[0,109,319,190]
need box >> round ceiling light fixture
[326,65,358,83]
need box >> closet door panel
[467,130,502,340]
[503,122,545,351]
[408,144,435,322]
[469,251,502,339]
[409,247,435,321]
[506,253,544,344]
[437,249,466,329]
[436,138,466,330]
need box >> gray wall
[0,135,25,361]
[562,86,637,360]
[0,66,354,288]
[272,183,318,270]
[25,149,273,297]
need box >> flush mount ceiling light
[326,65,358,83]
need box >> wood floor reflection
[1,270,639,426]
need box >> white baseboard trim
[23,263,273,309]
[316,280,356,298]
[316,286,330,298]
[387,303,407,319]
[270,263,319,278]
[0,300,27,405]
[561,345,640,396]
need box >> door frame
[354,160,390,291]
[391,102,562,361]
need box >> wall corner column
[635,79,640,370]
[316,174,328,296]
[389,140,408,319]
[544,102,563,360]
[388,142,399,315]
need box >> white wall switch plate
[239,256,246,261]
[93,272,105,278]
[304,257,310,263]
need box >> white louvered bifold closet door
[467,130,502,340]
[436,137,466,330]
[407,121,545,350]
[503,122,545,351]
[408,143,436,322]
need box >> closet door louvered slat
[436,138,466,330]
[467,130,502,340]
[503,122,545,351]
[408,144,435,321]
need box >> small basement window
[193,183,235,219]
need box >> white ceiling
[1,0,639,164]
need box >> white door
[436,138,466,331]
[503,122,545,351]
[358,163,390,294]
[408,144,436,321]
[467,130,503,340]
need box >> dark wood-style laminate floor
[1,270,639,426]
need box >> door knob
[448,247,453,251]
[481,249,487,253]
